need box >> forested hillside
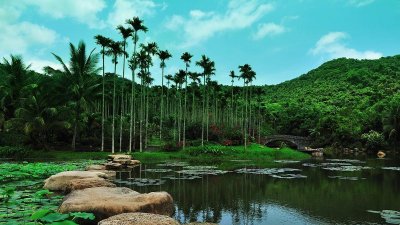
[262,55,400,148]
[0,51,399,152]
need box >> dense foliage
[0,16,399,153]
[262,56,400,149]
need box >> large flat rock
[67,178,116,192]
[59,187,174,221]
[43,171,109,192]
[98,212,180,225]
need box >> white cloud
[253,23,285,40]
[310,32,382,60]
[0,21,57,56]
[165,0,274,48]
[23,0,106,28]
[348,0,375,7]
[107,0,158,27]
[27,58,62,73]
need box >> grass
[133,144,311,169]
[3,144,310,169]
[28,150,110,161]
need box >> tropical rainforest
[0,17,399,156]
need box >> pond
[114,157,400,225]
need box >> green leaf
[31,209,52,220]
[49,220,79,225]
[40,212,70,222]
[70,212,95,220]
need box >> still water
[115,157,400,225]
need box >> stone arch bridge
[265,135,311,150]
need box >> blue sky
[0,0,399,85]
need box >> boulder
[86,164,106,171]
[98,213,180,225]
[44,171,108,192]
[105,162,123,170]
[67,178,116,192]
[108,154,132,161]
[130,160,141,166]
[377,151,386,158]
[59,187,174,221]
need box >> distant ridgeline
[261,55,400,148]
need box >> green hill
[262,55,400,148]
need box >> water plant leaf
[70,212,95,220]
[49,220,79,225]
[41,212,69,222]
[31,209,52,220]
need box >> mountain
[261,55,400,148]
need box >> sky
[0,0,399,85]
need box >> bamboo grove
[0,16,264,152]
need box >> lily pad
[302,163,320,167]
[235,168,301,175]
[176,169,228,176]
[182,166,218,170]
[367,210,400,224]
[156,162,189,167]
[382,167,400,171]
[163,175,202,180]
[326,159,365,163]
[270,174,307,179]
[143,169,173,173]
[125,178,165,186]
[322,165,371,172]
[328,176,366,181]
[274,160,300,164]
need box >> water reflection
[115,158,400,225]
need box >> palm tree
[51,41,100,150]
[180,52,193,149]
[196,55,215,146]
[116,25,133,152]
[126,16,148,152]
[229,70,236,127]
[106,41,124,153]
[188,72,200,122]
[136,48,152,152]
[157,50,172,141]
[94,35,112,152]
[238,64,255,150]
[165,74,173,120]
[0,55,32,121]
[12,77,70,150]
[140,42,158,149]
[174,70,186,143]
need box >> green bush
[162,142,180,152]
[361,130,385,150]
[187,145,227,156]
[0,146,32,159]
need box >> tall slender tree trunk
[145,85,149,149]
[129,35,138,153]
[201,75,206,146]
[72,104,80,150]
[160,66,164,141]
[112,62,117,154]
[119,41,127,152]
[140,77,144,152]
[183,67,188,149]
[231,81,234,128]
[101,47,105,152]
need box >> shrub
[187,145,227,156]
[361,130,385,150]
[0,146,32,160]
[163,142,180,152]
